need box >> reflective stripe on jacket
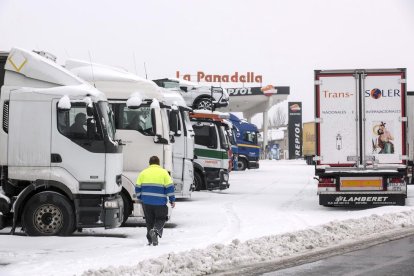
[135,164,175,205]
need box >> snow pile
[58,95,71,109]
[82,210,414,276]
[126,93,143,108]
[150,98,160,109]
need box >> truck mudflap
[248,161,259,169]
[205,168,230,190]
[319,193,405,206]
[75,194,123,229]
[103,195,124,229]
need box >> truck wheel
[237,159,247,171]
[194,97,213,110]
[22,191,75,236]
[194,171,205,191]
[120,190,132,226]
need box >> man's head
[149,156,160,165]
[75,113,87,125]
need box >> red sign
[176,71,263,83]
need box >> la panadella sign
[176,71,263,83]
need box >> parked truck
[229,113,260,170]
[161,89,195,197]
[190,111,232,191]
[302,121,315,165]
[315,69,407,206]
[0,48,123,235]
[66,60,173,222]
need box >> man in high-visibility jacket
[135,156,175,246]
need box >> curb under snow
[82,210,414,276]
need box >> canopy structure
[220,86,289,154]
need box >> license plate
[388,182,404,191]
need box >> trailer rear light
[387,177,404,183]
[318,177,336,187]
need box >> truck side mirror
[208,124,217,148]
[87,118,97,140]
[169,110,181,137]
[180,86,188,92]
[151,104,168,144]
[86,105,94,117]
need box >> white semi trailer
[315,69,407,206]
[66,60,174,222]
[0,48,123,236]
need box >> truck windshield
[244,131,258,144]
[98,102,116,142]
[111,103,155,136]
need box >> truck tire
[194,97,213,110]
[22,191,75,236]
[120,190,132,226]
[237,159,247,171]
[194,171,205,191]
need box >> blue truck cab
[229,114,260,170]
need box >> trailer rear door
[315,69,406,167]
[363,72,405,164]
[316,73,358,166]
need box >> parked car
[153,78,229,110]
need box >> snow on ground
[1,160,414,276]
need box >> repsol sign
[288,102,302,159]
[227,88,252,96]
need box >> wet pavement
[264,235,414,276]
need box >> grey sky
[1,0,413,123]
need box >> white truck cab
[190,111,232,191]
[66,60,173,222]
[0,48,123,236]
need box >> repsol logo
[294,123,301,157]
[227,88,252,96]
[335,196,389,202]
[365,88,400,99]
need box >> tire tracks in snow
[214,176,282,244]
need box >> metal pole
[263,111,269,159]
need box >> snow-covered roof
[5,48,84,86]
[66,59,163,100]
[12,84,107,102]
[161,89,188,107]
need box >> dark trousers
[143,204,168,241]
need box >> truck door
[110,103,165,179]
[51,100,106,191]
[316,73,358,166]
[192,121,221,169]
[8,96,51,170]
[182,110,194,187]
[170,109,184,184]
[363,72,406,165]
